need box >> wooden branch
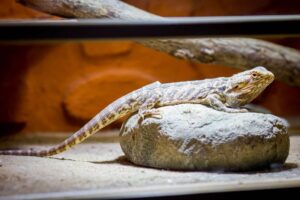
[17,0,300,86]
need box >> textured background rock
[0,0,300,134]
[120,104,289,171]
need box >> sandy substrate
[0,131,299,199]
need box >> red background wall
[0,0,300,134]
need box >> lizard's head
[224,66,274,107]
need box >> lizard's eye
[252,72,258,78]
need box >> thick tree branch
[17,0,300,86]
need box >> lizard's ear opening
[225,81,249,94]
[233,85,239,89]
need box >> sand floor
[0,131,299,199]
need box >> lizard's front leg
[138,92,162,123]
[205,94,248,113]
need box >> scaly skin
[0,66,274,157]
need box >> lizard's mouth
[240,78,274,103]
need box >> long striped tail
[0,100,137,157]
[0,97,133,156]
[0,116,104,157]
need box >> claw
[225,107,248,113]
[137,113,145,124]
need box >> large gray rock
[119,104,289,171]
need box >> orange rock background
[0,0,300,134]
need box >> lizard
[0,66,274,157]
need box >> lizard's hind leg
[139,109,162,120]
[138,92,162,123]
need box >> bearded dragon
[0,66,274,157]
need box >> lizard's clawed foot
[138,109,162,124]
[238,108,248,113]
